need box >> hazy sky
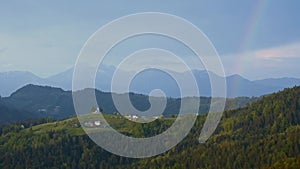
[0,0,299,80]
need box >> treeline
[135,87,300,169]
[0,87,300,168]
[0,84,255,124]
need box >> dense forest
[0,84,255,124]
[0,86,300,168]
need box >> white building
[94,121,101,126]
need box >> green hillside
[0,98,32,124]
[0,84,255,124]
[0,87,299,168]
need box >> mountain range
[1,66,300,97]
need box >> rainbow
[229,0,269,96]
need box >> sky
[0,0,300,80]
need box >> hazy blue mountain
[46,68,73,90]
[46,65,115,91]
[39,68,300,97]
[1,68,300,97]
[0,71,47,97]
[254,77,300,88]
[122,70,300,97]
[225,74,281,98]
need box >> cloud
[254,43,300,60]
[221,42,300,79]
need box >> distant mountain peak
[1,69,300,97]
[227,74,248,80]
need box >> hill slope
[0,84,255,124]
[0,86,299,168]
[0,99,31,124]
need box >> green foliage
[0,84,254,124]
[0,86,299,168]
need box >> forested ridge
[0,84,255,124]
[0,87,300,169]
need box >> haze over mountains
[1,65,300,97]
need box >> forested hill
[0,86,299,168]
[0,84,255,124]
[137,86,300,169]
